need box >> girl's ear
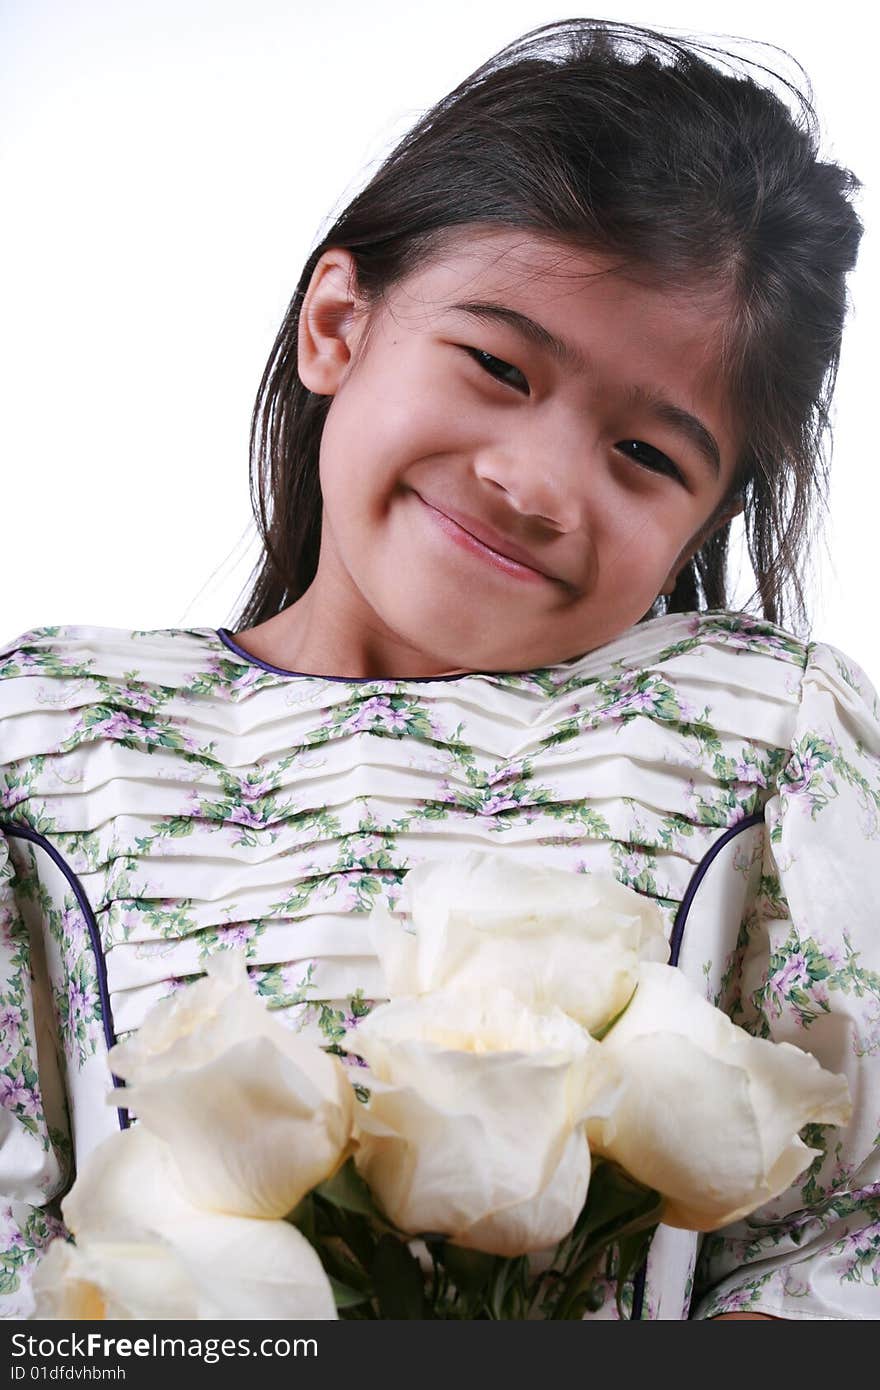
[658,500,744,597]
[297,248,370,395]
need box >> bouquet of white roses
[33,853,851,1320]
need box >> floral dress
[1,609,879,1320]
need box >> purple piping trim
[668,810,766,969]
[630,808,766,1320]
[215,627,532,685]
[0,819,130,1131]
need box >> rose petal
[349,986,604,1254]
[590,962,851,1229]
[371,852,668,1033]
[117,1034,353,1218]
[108,953,354,1219]
[31,1236,203,1319]
[59,1126,337,1319]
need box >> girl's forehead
[387,227,731,385]
[399,227,619,297]
[392,226,729,329]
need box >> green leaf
[286,1194,316,1244]
[489,1254,529,1320]
[615,1227,657,1319]
[329,1275,372,1309]
[312,1235,374,1295]
[591,986,637,1041]
[571,1161,663,1252]
[371,1235,427,1319]
[544,1163,662,1320]
[432,1242,496,1300]
[313,1157,385,1221]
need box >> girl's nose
[473,447,585,534]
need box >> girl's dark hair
[232,17,863,639]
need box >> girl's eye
[464,347,530,395]
[463,348,684,484]
[616,440,685,485]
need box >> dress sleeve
[692,639,880,1320]
[0,827,71,1318]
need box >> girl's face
[296,227,742,676]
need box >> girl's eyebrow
[444,299,722,480]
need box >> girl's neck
[230,593,473,681]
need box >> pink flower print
[322,874,366,913]
[0,1003,22,1034]
[782,749,821,798]
[627,689,659,714]
[489,760,526,787]
[277,961,316,999]
[776,950,810,993]
[229,665,266,694]
[0,1073,39,1115]
[1,784,25,811]
[117,901,144,936]
[765,950,811,1019]
[229,802,268,829]
[117,686,156,712]
[724,631,758,651]
[37,1212,68,1247]
[343,1003,372,1031]
[0,1206,26,1250]
[0,912,16,949]
[348,834,381,859]
[713,1285,760,1314]
[832,1221,880,1282]
[734,757,768,788]
[820,941,847,972]
[726,803,749,828]
[603,679,658,724]
[240,777,276,803]
[480,792,520,817]
[349,696,410,735]
[15,650,42,670]
[98,710,144,741]
[617,851,644,881]
[434,778,461,807]
[341,1047,369,1071]
[215,923,257,951]
[60,903,85,951]
[67,978,91,1027]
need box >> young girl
[1,18,878,1320]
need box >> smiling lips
[416,494,560,584]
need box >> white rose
[31,1236,207,1320]
[348,986,612,1256]
[108,951,354,1219]
[370,851,668,1033]
[588,962,852,1230]
[33,1125,337,1320]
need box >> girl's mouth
[414,493,554,585]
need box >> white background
[2,1,877,684]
